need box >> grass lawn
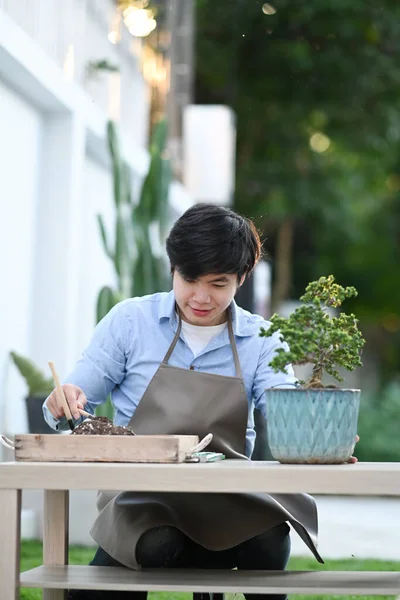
[19,540,400,600]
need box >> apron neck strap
[162,307,243,378]
[162,316,182,364]
[227,312,242,378]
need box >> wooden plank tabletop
[20,565,400,594]
[1,460,400,495]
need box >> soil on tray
[71,416,135,436]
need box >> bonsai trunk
[305,365,324,389]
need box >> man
[44,203,319,600]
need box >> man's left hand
[347,435,359,464]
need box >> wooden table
[1,460,400,599]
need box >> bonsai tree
[260,275,366,388]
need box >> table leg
[43,490,69,600]
[0,489,21,600]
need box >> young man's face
[173,270,243,326]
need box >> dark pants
[68,522,291,600]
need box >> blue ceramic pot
[264,388,360,464]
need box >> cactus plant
[95,119,172,419]
[96,118,172,323]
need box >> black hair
[166,203,262,281]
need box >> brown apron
[90,312,322,569]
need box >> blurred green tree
[195,0,400,382]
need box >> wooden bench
[1,460,400,599]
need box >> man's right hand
[45,384,87,420]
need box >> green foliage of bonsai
[10,352,54,397]
[260,275,366,388]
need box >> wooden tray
[14,434,199,463]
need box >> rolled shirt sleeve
[42,301,128,430]
[252,329,298,419]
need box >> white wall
[0,81,43,433]
[0,8,193,438]
[77,156,116,353]
[0,4,193,543]
[1,0,150,146]
[183,105,236,205]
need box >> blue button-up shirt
[43,290,297,457]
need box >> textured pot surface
[264,388,360,464]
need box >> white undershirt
[180,318,228,357]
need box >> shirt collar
[158,290,179,329]
[158,290,254,337]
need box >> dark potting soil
[71,416,135,436]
